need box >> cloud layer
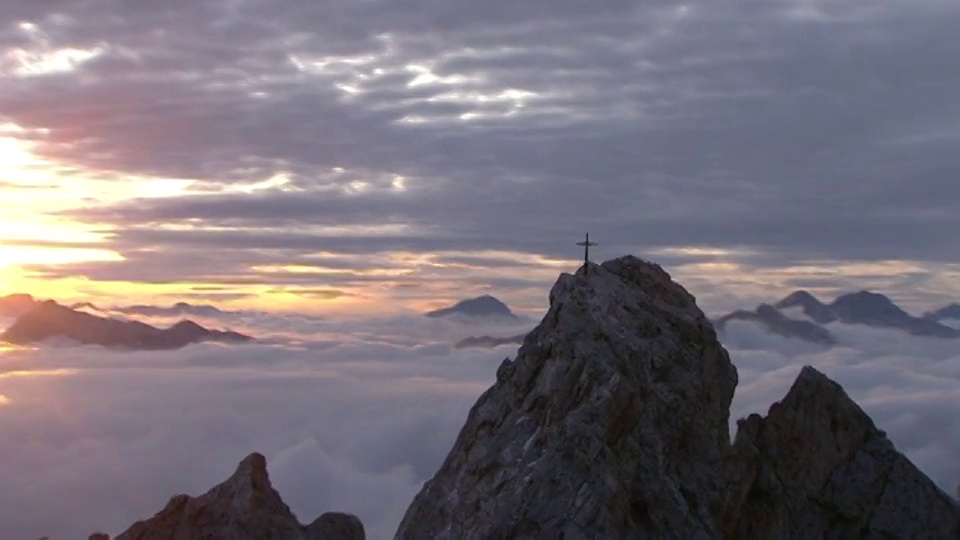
[1,308,958,538]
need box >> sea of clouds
[0,309,958,539]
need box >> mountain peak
[1,303,251,350]
[115,452,365,540]
[397,256,959,537]
[774,290,836,323]
[828,291,956,337]
[425,294,516,319]
[724,366,959,536]
[398,255,739,537]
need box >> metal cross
[576,232,597,275]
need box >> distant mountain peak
[716,303,836,345]
[425,294,517,319]
[1,302,251,350]
[923,303,960,322]
[0,293,38,319]
[774,290,836,324]
[726,289,958,341]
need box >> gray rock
[396,256,960,539]
[722,366,960,538]
[116,453,364,540]
[306,513,366,540]
[397,256,739,539]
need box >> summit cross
[576,233,597,275]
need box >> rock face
[397,256,739,538]
[723,367,960,538]
[715,304,836,345]
[425,294,517,319]
[116,453,365,540]
[1,301,251,350]
[396,256,960,538]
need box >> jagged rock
[722,366,959,538]
[89,534,110,540]
[397,256,739,538]
[396,256,959,538]
[116,453,364,540]
[306,513,366,540]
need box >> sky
[1,0,959,316]
[0,309,956,539]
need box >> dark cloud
[1,0,959,310]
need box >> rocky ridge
[396,256,960,538]
[1,301,250,350]
[720,289,959,343]
[715,304,836,345]
[398,257,740,537]
[115,453,364,540]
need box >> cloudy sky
[1,0,958,316]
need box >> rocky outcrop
[397,256,739,538]
[396,256,960,538]
[1,301,251,350]
[306,513,366,540]
[722,366,959,538]
[116,453,364,540]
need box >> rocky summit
[396,256,960,538]
[723,366,959,538]
[115,453,364,540]
[397,256,740,538]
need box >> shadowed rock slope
[116,453,364,540]
[396,256,959,539]
[723,366,959,538]
[398,256,740,538]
